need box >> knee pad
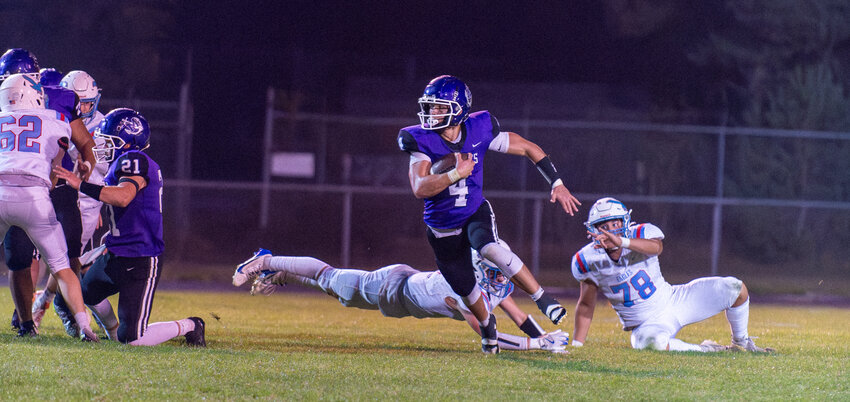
[480,242,524,278]
[631,330,670,351]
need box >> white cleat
[699,339,733,352]
[31,290,51,329]
[233,248,272,287]
[732,337,775,353]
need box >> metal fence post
[710,126,726,276]
[260,87,275,228]
[531,198,543,276]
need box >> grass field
[1,288,848,400]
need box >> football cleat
[535,295,567,325]
[185,317,206,347]
[479,314,499,354]
[31,290,51,329]
[232,248,272,287]
[11,309,20,331]
[16,320,38,337]
[53,296,79,338]
[699,339,733,352]
[251,271,287,296]
[732,337,775,353]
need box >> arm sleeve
[488,131,510,153]
[497,332,531,351]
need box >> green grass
[1,289,848,400]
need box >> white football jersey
[68,110,108,209]
[403,270,506,320]
[571,223,673,329]
[0,108,71,187]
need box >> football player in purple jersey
[0,49,97,336]
[397,75,581,353]
[53,108,205,347]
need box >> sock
[667,338,703,352]
[33,289,56,310]
[88,299,119,340]
[530,287,544,301]
[129,321,184,346]
[176,318,196,336]
[727,298,750,342]
[267,256,329,280]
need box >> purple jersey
[43,85,81,171]
[103,151,164,257]
[398,111,500,229]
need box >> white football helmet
[60,70,101,119]
[471,239,515,299]
[0,73,45,112]
[585,197,632,237]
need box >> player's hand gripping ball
[430,153,470,175]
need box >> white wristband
[551,178,563,189]
[620,237,630,249]
[447,169,461,183]
[572,340,583,347]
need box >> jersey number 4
[610,270,657,307]
[449,179,469,207]
[0,115,43,153]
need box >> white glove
[250,271,286,296]
[536,330,570,353]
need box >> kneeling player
[571,197,775,353]
[53,108,204,346]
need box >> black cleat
[185,317,206,347]
[479,314,499,354]
[11,309,20,331]
[16,320,38,337]
[535,295,567,325]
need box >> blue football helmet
[93,108,150,163]
[417,75,472,130]
[39,68,63,86]
[585,197,632,239]
[0,48,40,82]
[471,240,515,299]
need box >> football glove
[536,330,570,353]
[250,271,286,296]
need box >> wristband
[447,168,461,183]
[79,182,103,201]
[620,237,631,249]
[551,178,563,190]
[572,340,583,347]
[519,316,545,338]
[534,155,561,186]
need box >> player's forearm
[411,173,454,198]
[69,120,97,167]
[573,304,595,343]
[622,238,663,256]
[497,332,534,350]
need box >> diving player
[571,197,775,353]
[397,75,581,353]
[232,241,569,353]
[53,108,205,347]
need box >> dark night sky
[183,1,720,180]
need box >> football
[430,153,469,175]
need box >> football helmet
[0,73,45,112]
[93,108,150,163]
[0,48,40,82]
[585,197,632,238]
[39,68,64,86]
[471,240,515,299]
[417,75,472,130]
[60,70,101,119]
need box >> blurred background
[1,0,849,298]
